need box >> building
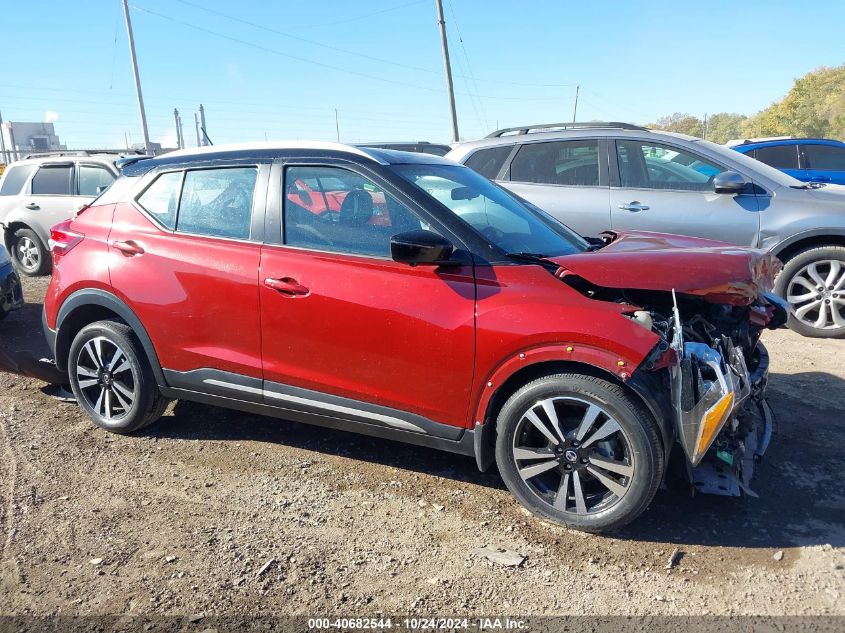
[1,122,66,163]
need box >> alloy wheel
[511,396,634,516]
[786,259,845,330]
[75,336,139,423]
[16,236,40,272]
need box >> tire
[11,227,51,277]
[495,373,663,533]
[67,319,168,434]
[775,246,845,339]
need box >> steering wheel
[480,225,506,243]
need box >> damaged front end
[666,291,781,496]
[550,231,789,498]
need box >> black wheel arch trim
[770,228,845,261]
[52,288,166,386]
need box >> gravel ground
[0,275,843,618]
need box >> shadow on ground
[3,294,844,550]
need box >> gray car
[446,122,845,338]
[0,153,120,276]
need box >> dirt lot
[0,275,843,619]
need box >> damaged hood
[550,231,781,305]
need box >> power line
[302,0,427,28]
[446,0,488,131]
[169,0,573,89]
[129,3,569,101]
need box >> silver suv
[446,122,845,338]
[0,153,120,276]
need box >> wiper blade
[505,251,553,264]
[791,182,827,189]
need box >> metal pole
[572,85,579,123]
[173,109,182,150]
[122,0,152,155]
[194,112,201,147]
[199,104,207,146]
[7,123,18,162]
[0,111,8,164]
[703,113,708,140]
[335,109,340,142]
[435,0,459,143]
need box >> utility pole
[435,0,459,143]
[173,109,183,149]
[572,85,580,123]
[0,111,8,164]
[703,113,708,140]
[199,104,208,146]
[177,110,184,149]
[122,0,152,155]
[334,109,340,142]
[6,122,18,162]
[194,112,201,147]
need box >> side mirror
[390,230,455,265]
[96,185,110,194]
[713,171,748,194]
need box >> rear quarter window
[463,145,513,179]
[0,165,36,196]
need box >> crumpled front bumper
[0,262,23,318]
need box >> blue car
[730,138,845,185]
[0,244,23,320]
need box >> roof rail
[486,121,649,138]
[22,149,145,160]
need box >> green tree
[741,65,845,139]
[650,112,704,137]
[703,113,747,144]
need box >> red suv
[44,142,786,532]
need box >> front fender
[471,341,649,428]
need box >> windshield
[691,138,805,188]
[391,164,588,257]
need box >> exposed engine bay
[557,263,788,498]
[631,288,787,496]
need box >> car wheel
[11,227,51,277]
[68,320,169,434]
[775,246,845,338]
[495,373,663,533]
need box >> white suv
[0,153,120,276]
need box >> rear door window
[463,145,513,179]
[801,144,845,171]
[31,165,73,195]
[753,144,799,169]
[509,140,600,186]
[177,167,257,240]
[0,165,36,196]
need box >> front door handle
[618,201,650,212]
[112,240,145,256]
[25,203,40,210]
[264,277,310,297]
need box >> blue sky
[2,0,843,149]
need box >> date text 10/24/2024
[308,618,527,630]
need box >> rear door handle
[618,201,650,212]
[112,240,145,256]
[25,203,40,210]
[264,277,309,297]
